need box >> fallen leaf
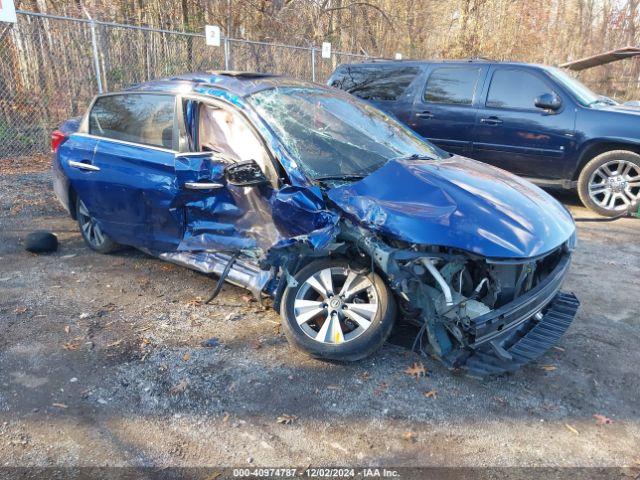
[186,297,203,307]
[402,431,416,442]
[540,365,557,371]
[222,413,230,423]
[358,371,371,381]
[424,390,437,399]
[169,380,188,395]
[276,414,297,425]
[182,352,191,362]
[241,294,255,303]
[373,382,389,396]
[106,339,124,348]
[62,342,80,351]
[52,403,68,409]
[594,414,613,425]
[565,423,579,435]
[405,362,427,379]
[64,325,71,334]
[14,305,27,314]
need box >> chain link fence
[0,10,373,158]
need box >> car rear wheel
[76,197,119,253]
[577,150,640,216]
[280,259,396,361]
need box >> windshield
[545,67,602,106]
[248,87,441,180]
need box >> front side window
[196,103,271,172]
[248,87,440,180]
[486,69,551,110]
[330,66,420,101]
[89,94,175,148]
[424,66,482,105]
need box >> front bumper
[443,250,580,376]
[458,291,579,377]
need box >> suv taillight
[51,130,66,152]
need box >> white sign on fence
[0,0,17,24]
[321,42,331,59]
[395,53,403,60]
[205,25,221,47]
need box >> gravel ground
[0,161,639,473]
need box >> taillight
[51,130,66,152]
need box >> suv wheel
[280,259,396,361]
[76,197,119,253]
[578,150,640,216]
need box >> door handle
[480,116,503,126]
[416,110,434,119]
[184,182,224,190]
[69,160,100,171]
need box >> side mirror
[535,93,562,112]
[225,159,269,186]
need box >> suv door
[471,66,576,178]
[408,64,488,155]
[71,92,182,251]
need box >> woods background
[18,0,640,98]
[2,0,640,156]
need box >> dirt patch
[0,168,638,468]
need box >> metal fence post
[224,37,230,70]
[311,48,316,82]
[81,6,104,94]
[89,20,103,93]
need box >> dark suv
[328,60,640,216]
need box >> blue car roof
[125,71,321,97]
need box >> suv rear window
[424,66,482,105]
[329,65,420,101]
[89,93,175,149]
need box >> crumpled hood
[327,156,575,259]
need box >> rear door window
[423,66,482,105]
[329,66,420,101]
[89,93,176,149]
[486,69,550,110]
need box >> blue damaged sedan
[51,71,579,376]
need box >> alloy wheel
[77,199,107,248]
[293,267,378,344]
[588,159,640,212]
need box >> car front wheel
[577,150,640,216]
[76,197,119,253]
[280,259,396,361]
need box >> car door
[68,92,183,251]
[471,66,576,178]
[407,64,488,155]
[173,98,283,254]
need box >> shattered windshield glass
[248,87,441,179]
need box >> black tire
[280,258,396,361]
[75,196,120,253]
[25,231,58,253]
[577,150,640,217]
